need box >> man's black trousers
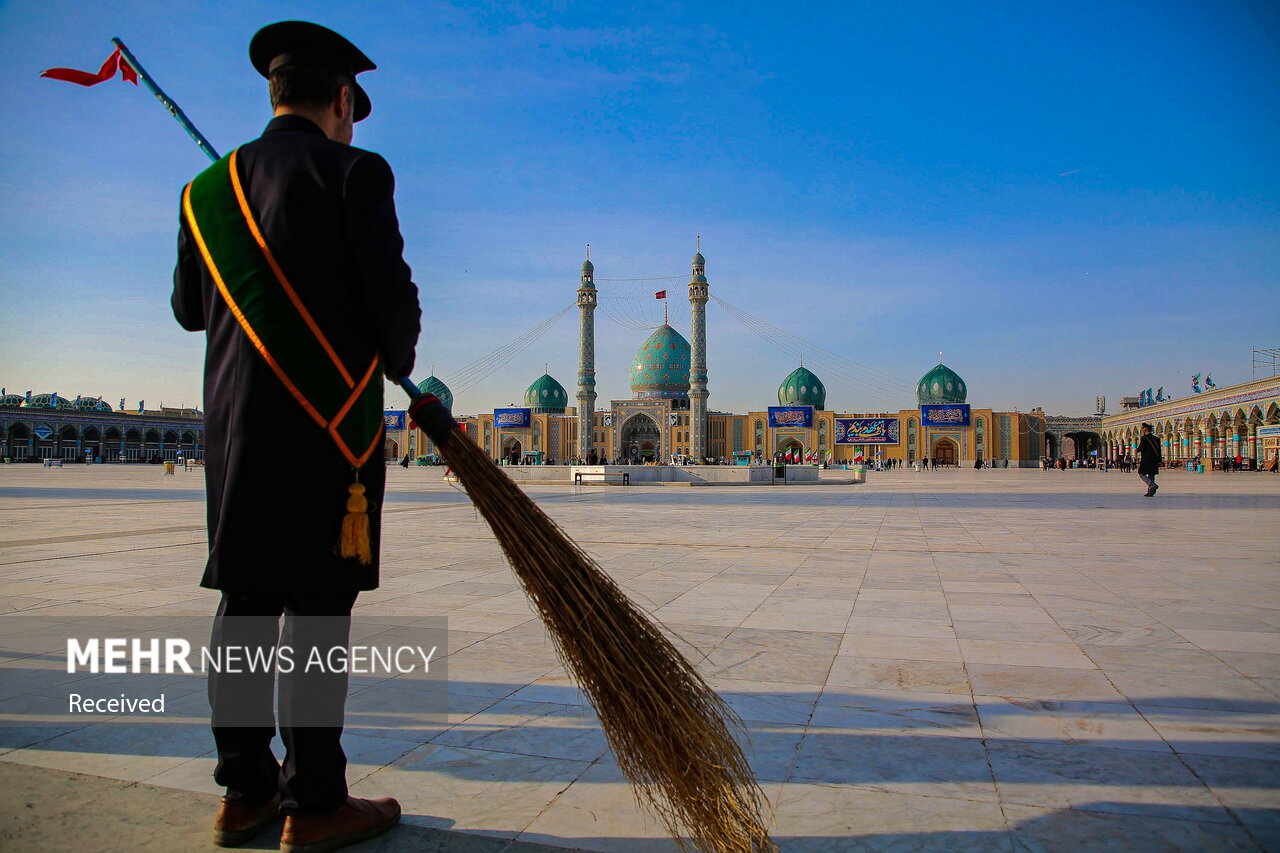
[208,589,359,815]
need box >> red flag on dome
[41,47,139,87]
[654,290,666,299]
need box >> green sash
[182,148,383,470]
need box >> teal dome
[0,394,26,408]
[692,251,705,266]
[24,393,74,410]
[417,376,454,413]
[581,259,594,273]
[630,324,691,399]
[525,373,567,413]
[917,362,967,405]
[778,366,826,409]
[72,396,113,412]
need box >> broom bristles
[433,425,775,853]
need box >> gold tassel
[338,476,373,565]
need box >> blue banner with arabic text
[835,418,900,444]
[921,404,970,427]
[768,406,813,428]
[494,408,532,428]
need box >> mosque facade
[399,251,1048,467]
[0,391,204,462]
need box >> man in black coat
[172,21,419,852]
[1137,423,1162,497]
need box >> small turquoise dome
[72,396,113,412]
[525,373,567,413]
[630,324,691,399]
[581,259,594,273]
[417,376,454,413]
[778,366,826,409]
[917,362,967,405]
[0,393,26,408]
[692,251,705,266]
[24,393,74,410]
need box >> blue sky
[1,0,1276,416]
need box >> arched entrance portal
[932,437,958,466]
[385,438,400,460]
[776,437,804,461]
[1064,431,1100,461]
[501,436,523,464]
[620,414,661,461]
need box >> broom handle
[112,37,221,163]
[394,376,459,443]
[394,376,422,401]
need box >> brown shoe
[280,797,401,853]
[214,794,282,847]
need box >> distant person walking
[1137,422,1162,497]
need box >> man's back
[172,115,420,591]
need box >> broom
[401,379,775,853]
[39,36,771,851]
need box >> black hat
[1141,422,1153,431]
[250,21,375,121]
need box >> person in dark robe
[172,21,418,852]
[1137,423,1162,496]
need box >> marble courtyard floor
[0,464,1278,852]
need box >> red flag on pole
[654,290,666,299]
[41,47,138,87]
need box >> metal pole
[111,37,220,162]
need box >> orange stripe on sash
[328,355,383,468]
[226,149,355,388]
[182,182,330,431]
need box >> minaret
[688,238,709,462]
[576,245,598,460]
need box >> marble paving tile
[3,466,1279,852]
[351,744,590,837]
[987,740,1233,821]
[1002,803,1260,853]
[967,663,1126,702]
[825,656,971,695]
[811,688,979,736]
[791,730,998,801]
[844,616,957,639]
[836,634,962,662]
[1176,753,1280,828]
[1081,644,1235,674]
[951,619,1072,643]
[1104,668,1279,712]
[958,639,1096,670]
[1212,651,1280,680]
[739,610,850,633]
[1178,630,1280,654]
[0,719,212,782]
[1064,622,1197,648]
[1137,705,1280,760]
[517,761,684,852]
[946,604,1055,624]
[771,783,1012,852]
[975,698,1169,752]
[850,600,953,621]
